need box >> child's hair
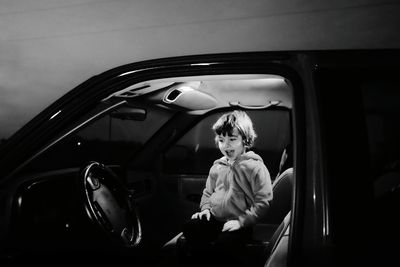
[212,110,257,148]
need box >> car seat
[263,211,291,267]
[161,167,294,267]
[260,167,293,225]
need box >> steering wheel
[80,161,142,248]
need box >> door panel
[163,174,207,223]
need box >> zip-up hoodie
[200,151,273,227]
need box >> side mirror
[110,107,147,121]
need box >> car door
[308,50,400,267]
[0,52,314,264]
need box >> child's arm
[190,166,217,220]
[199,171,216,211]
[238,165,273,227]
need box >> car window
[163,109,291,176]
[21,104,173,174]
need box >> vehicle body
[0,50,399,267]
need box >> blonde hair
[212,110,257,148]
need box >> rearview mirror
[110,106,147,121]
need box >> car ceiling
[108,74,292,112]
[1,0,399,140]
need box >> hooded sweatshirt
[200,151,273,227]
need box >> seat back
[261,167,293,225]
[250,211,291,267]
[264,211,291,267]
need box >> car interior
[0,74,294,266]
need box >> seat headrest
[275,144,293,181]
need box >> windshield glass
[19,102,174,175]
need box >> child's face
[217,127,245,162]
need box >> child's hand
[191,209,211,220]
[222,220,241,232]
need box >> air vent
[165,89,182,102]
[163,82,217,110]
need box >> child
[182,110,273,266]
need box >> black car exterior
[0,50,399,267]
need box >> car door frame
[0,51,335,267]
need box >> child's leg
[182,215,223,245]
[213,226,252,248]
[181,216,224,267]
[211,227,253,267]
